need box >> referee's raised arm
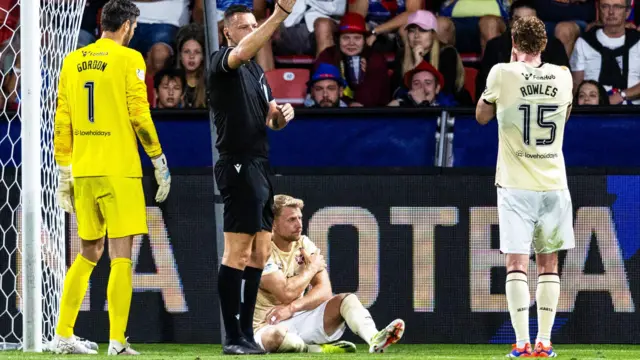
[223,0,295,70]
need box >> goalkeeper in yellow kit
[50,0,170,355]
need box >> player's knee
[251,246,271,267]
[506,259,528,273]
[80,238,104,263]
[223,247,252,268]
[261,326,287,352]
[536,253,559,274]
[334,293,350,302]
[108,236,134,260]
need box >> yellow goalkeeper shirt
[54,38,162,178]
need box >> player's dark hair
[509,0,537,18]
[224,4,252,25]
[511,16,547,55]
[101,0,140,33]
[573,80,610,106]
[154,68,187,94]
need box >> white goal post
[0,0,87,352]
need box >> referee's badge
[136,69,145,81]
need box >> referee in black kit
[208,1,296,356]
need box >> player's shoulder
[62,47,84,62]
[489,62,506,75]
[299,235,318,252]
[543,63,573,87]
[118,45,145,64]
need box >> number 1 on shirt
[84,81,95,123]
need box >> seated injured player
[252,194,405,353]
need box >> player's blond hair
[511,16,547,55]
[273,194,304,218]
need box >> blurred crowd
[0,0,639,110]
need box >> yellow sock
[56,255,96,338]
[107,258,133,344]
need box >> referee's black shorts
[214,156,275,234]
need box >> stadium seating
[265,68,310,106]
[463,67,478,103]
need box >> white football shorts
[497,187,575,255]
[254,299,346,349]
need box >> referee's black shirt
[208,46,274,159]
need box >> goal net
[0,0,87,351]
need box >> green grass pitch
[3,344,640,359]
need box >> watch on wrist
[620,90,627,100]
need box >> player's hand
[152,153,171,202]
[300,248,326,273]
[277,103,295,123]
[56,165,74,213]
[266,304,294,325]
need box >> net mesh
[0,0,87,349]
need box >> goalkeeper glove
[57,165,74,213]
[152,153,171,202]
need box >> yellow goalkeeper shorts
[73,177,148,240]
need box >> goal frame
[20,0,43,352]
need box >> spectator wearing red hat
[389,60,443,107]
[392,10,470,105]
[314,12,391,107]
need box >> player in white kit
[475,16,574,358]
[253,195,405,354]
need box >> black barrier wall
[1,172,639,344]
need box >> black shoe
[243,332,263,352]
[222,337,265,355]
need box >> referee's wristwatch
[620,90,628,100]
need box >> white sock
[276,331,307,353]
[536,273,560,348]
[506,271,530,348]
[340,294,378,345]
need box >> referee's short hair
[101,0,140,32]
[273,195,304,218]
[224,4,252,24]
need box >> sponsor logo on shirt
[74,129,111,136]
[136,69,145,81]
[521,73,556,81]
[81,50,108,57]
[515,150,558,159]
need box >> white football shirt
[480,62,573,191]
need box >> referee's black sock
[218,264,244,342]
[240,266,263,340]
